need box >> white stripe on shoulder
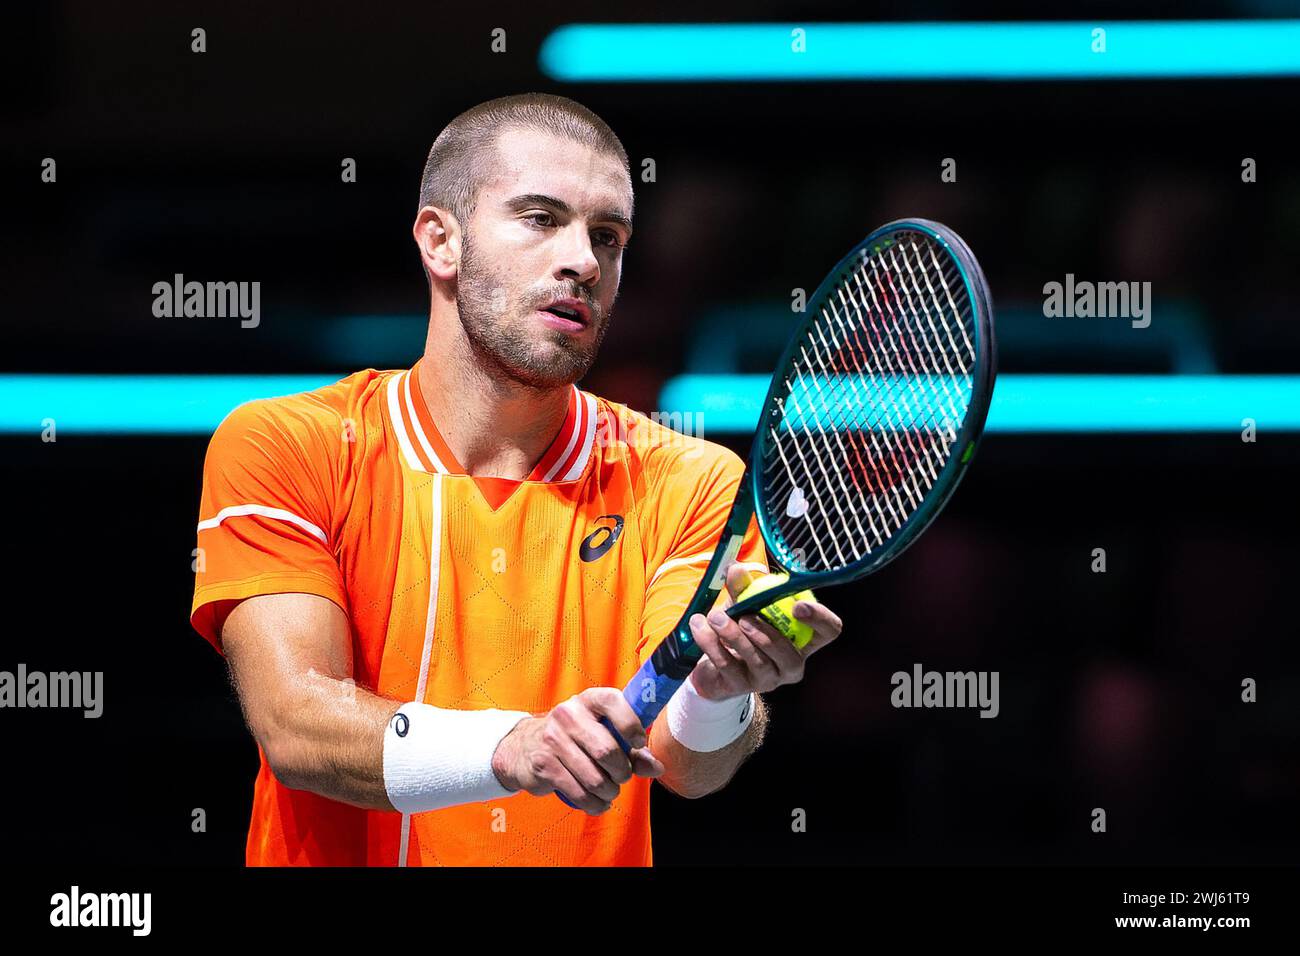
[647,555,769,589]
[648,550,714,587]
[559,390,599,482]
[197,504,327,543]
[401,368,449,474]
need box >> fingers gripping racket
[558,218,996,807]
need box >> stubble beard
[455,232,611,391]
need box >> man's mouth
[537,297,591,327]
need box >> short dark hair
[417,93,630,225]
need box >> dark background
[2,1,1298,866]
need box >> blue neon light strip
[540,21,1300,81]
[0,374,1296,435]
[660,375,1300,433]
[770,374,974,432]
[0,375,341,435]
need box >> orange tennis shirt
[191,361,766,866]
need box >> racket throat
[706,533,745,591]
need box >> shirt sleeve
[637,444,768,664]
[190,398,348,654]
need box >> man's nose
[553,225,600,285]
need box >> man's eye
[527,212,555,227]
[595,231,623,249]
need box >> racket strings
[761,231,978,573]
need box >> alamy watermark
[891,663,999,718]
[594,406,706,459]
[1043,274,1151,329]
[152,273,260,328]
[0,664,103,718]
[50,886,150,936]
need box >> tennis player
[191,93,842,866]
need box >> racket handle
[555,654,689,809]
[620,654,688,728]
[556,717,631,806]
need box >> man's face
[455,127,634,390]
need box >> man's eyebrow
[506,193,633,236]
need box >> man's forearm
[651,694,767,799]
[223,592,530,815]
[237,664,401,809]
[242,671,528,814]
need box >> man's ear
[412,206,461,282]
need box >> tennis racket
[558,217,996,806]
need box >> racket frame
[643,220,995,686]
[748,217,997,599]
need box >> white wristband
[666,680,756,753]
[382,702,531,814]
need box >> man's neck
[416,335,571,482]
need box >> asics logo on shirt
[579,514,624,562]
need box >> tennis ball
[735,572,817,650]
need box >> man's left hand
[686,564,843,701]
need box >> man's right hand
[491,688,665,815]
